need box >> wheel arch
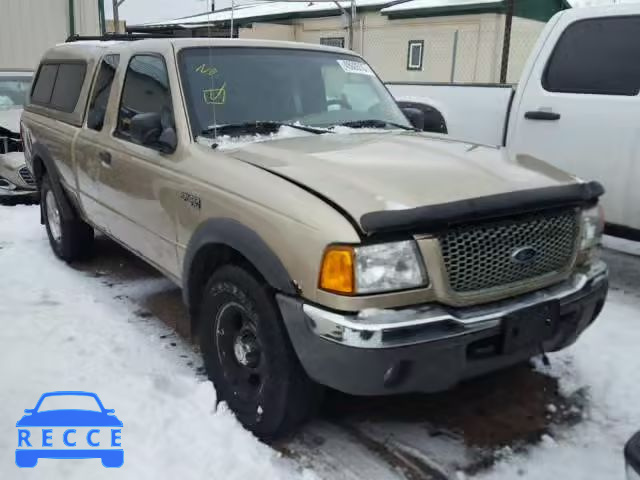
[30,142,76,223]
[182,218,297,334]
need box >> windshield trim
[176,45,407,140]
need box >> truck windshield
[178,47,410,137]
[0,76,31,110]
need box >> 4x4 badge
[180,192,201,210]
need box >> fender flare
[31,141,75,222]
[182,218,297,310]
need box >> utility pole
[230,0,234,38]
[112,0,127,33]
[499,0,514,84]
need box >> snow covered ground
[1,203,639,479]
[0,205,310,479]
[477,288,640,480]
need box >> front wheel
[41,175,94,262]
[199,265,321,440]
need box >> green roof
[382,0,569,22]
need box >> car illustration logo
[15,391,123,468]
[511,246,539,265]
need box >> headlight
[580,205,604,251]
[319,240,428,295]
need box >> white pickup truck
[389,4,640,239]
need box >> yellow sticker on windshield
[203,83,227,105]
[195,64,218,77]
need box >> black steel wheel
[198,265,321,440]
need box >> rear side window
[87,55,120,130]
[50,64,86,112]
[31,64,58,104]
[116,55,175,141]
[544,16,640,96]
[30,62,86,112]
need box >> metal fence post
[500,0,514,83]
[450,30,459,82]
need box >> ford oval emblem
[511,246,539,265]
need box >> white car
[0,70,36,203]
[389,4,640,240]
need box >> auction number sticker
[336,59,375,76]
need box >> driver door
[97,54,181,278]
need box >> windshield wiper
[334,119,416,131]
[201,121,330,138]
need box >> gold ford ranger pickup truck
[21,36,608,439]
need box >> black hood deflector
[360,181,604,235]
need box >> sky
[105,0,637,26]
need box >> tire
[41,175,94,262]
[199,265,321,440]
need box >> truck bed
[387,82,515,147]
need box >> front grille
[18,167,35,186]
[439,209,579,293]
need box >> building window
[320,37,345,48]
[407,40,424,71]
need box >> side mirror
[23,409,34,414]
[130,112,177,153]
[401,107,425,131]
[626,431,640,480]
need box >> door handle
[99,151,112,166]
[524,110,561,121]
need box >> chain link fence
[240,9,544,84]
[360,21,542,84]
[285,13,543,84]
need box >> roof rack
[65,33,174,43]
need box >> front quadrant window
[407,40,424,71]
[320,37,345,48]
[116,55,175,143]
[178,47,410,136]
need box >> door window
[116,55,175,145]
[544,16,640,96]
[87,54,120,131]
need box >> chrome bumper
[0,187,37,197]
[303,261,608,349]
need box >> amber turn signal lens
[319,246,355,294]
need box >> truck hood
[0,108,21,134]
[228,132,578,232]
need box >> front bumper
[0,154,37,199]
[278,261,608,396]
[0,187,38,198]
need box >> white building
[0,0,103,70]
[139,0,570,83]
